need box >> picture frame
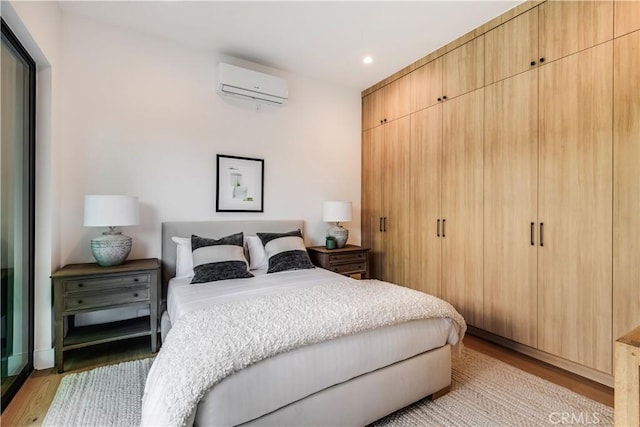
[216,154,264,212]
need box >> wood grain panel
[442,88,484,327]
[410,58,443,112]
[539,0,613,63]
[443,36,485,100]
[538,42,613,374]
[362,94,374,131]
[613,31,640,344]
[383,116,411,286]
[361,127,385,279]
[385,74,411,122]
[485,7,539,85]
[483,70,538,347]
[409,105,442,297]
[614,0,640,37]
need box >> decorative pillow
[172,236,194,278]
[257,229,314,274]
[190,232,254,284]
[245,235,267,270]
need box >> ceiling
[58,1,523,91]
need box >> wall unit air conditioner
[217,63,288,106]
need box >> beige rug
[373,347,613,426]
[42,348,613,426]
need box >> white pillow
[172,236,194,278]
[245,235,267,270]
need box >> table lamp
[323,201,352,249]
[84,195,139,266]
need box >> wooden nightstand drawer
[329,262,367,275]
[329,252,367,263]
[307,245,370,279]
[64,287,150,312]
[64,273,151,293]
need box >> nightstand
[307,245,370,278]
[51,258,160,373]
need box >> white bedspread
[142,276,466,426]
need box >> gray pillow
[190,232,253,284]
[257,229,314,274]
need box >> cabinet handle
[539,57,545,63]
[379,217,383,232]
[383,118,387,123]
[530,222,535,246]
[539,222,544,247]
[437,219,440,237]
[134,293,139,297]
[78,283,84,287]
[77,300,83,304]
[383,217,387,232]
[442,219,446,237]
[530,60,536,66]
[380,120,383,125]
[134,278,139,282]
[442,96,447,100]
[437,97,442,102]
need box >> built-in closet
[361,0,640,386]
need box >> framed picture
[216,154,264,212]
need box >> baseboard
[467,326,614,388]
[34,347,55,370]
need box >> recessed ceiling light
[363,56,373,65]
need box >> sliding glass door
[1,19,36,410]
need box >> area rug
[42,348,613,427]
[43,357,153,427]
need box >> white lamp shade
[84,195,139,227]
[323,201,352,222]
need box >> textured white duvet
[141,276,466,426]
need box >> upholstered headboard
[161,220,304,298]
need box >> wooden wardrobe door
[614,0,640,37]
[485,6,539,85]
[385,75,411,123]
[539,0,613,63]
[613,31,640,343]
[382,116,411,286]
[409,105,442,297]
[442,88,484,327]
[442,36,484,100]
[484,70,538,347]
[362,126,386,280]
[538,42,613,373]
[410,58,443,112]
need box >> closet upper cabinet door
[485,7,539,85]
[484,70,538,347]
[614,0,640,37]
[442,88,484,328]
[539,0,613,63]
[409,105,442,297]
[410,58,443,112]
[362,94,374,131]
[442,36,484,100]
[538,42,613,374]
[385,74,411,122]
[614,31,640,344]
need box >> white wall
[3,4,361,369]
[59,13,362,268]
[3,0,62,369]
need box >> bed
[141,220,466,426]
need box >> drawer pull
[77,300,83,304]
[134,278,139,282]
[133,293,139,297]
[78,283,84,287]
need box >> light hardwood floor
[1,334,613,426]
